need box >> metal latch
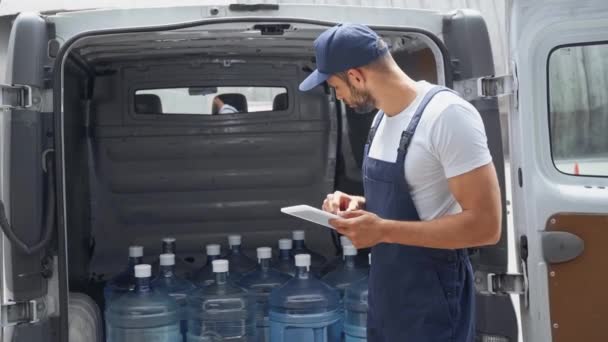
[453,75,517,101]
[0,84,51,112]
[0,299,46,327]
[475,270,527,296]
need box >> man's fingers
[338,210,365,219]
[346,200,359,211]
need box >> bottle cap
[295,254,311,267]
[292,230,305,241]
[340,236,353,246]
[206,244,221,256]
[134,264,151,278]
[129,246,144,258]
[343,245,357,256]
[162,237,176,243]
[212,259,229,273]
[257,247,272,260]
[159,253,175,266]
[228,234,242,246]
[278,239,292,250]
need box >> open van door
[0,13,57,341]
[508,1,608,341]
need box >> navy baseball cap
[299,23,388,92]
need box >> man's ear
[347,68,366,87]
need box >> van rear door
[508,0,608,341]
[0,12,57,341]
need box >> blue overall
[364,86,475,342]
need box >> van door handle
[541,231,585,264]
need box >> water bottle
[224,235,257,281]
[152,254,196,341]
[344,254,371,342]
[104,246,144,305]
[192,244,221,287]
[319,236,353,276]
[270,239,296,277]
[291,230,327,276]
[186,260,257,341]
[321,245,368,298]
[106,264,181,342]
[238,247,291,342]
[152,237,196,279]
[269,254,342,342]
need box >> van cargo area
[59,20,441,315]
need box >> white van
[0,1,607,341]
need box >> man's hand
[322,191,365,214]
[329,210,385,249]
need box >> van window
[134,86,288,115]
[548,43,608,176]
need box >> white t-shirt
[368,81,492,221]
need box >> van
[0,1,607,341]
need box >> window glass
[548,43,608,176]
[134,86,288,115]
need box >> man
[299,24,501,341]
[212,95,239,114]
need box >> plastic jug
[270,239,296,277]
[152,254,196,341]
[238,247,291,342]
[106,264,181,342]
[291,230,326,275]
[186,260,257,341]
[192,244,221,287]
[343,254,371,342]
[269,254,342,342]
[321,245,367,298]
[224,235,257,281]
[152,237,196,279]
[104,246,144,304]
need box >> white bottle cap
[228,234,242,246]
[206,244,221,256]
[295,254,311,267]
[162,237,176,243]
[134,264,151,278]
[340,236,353,247]
[278,239,292,250]
[129,246,144,258]
[159,253,175,266]
[292,230,305,241]
[212,259,229,273]
[343,245,357,256]
[257,247,272,260]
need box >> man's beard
[347,83,377,114]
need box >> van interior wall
[63,59,93,292]
[63,54,340,292]
[62,40,440,297]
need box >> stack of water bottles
[104,230,371,342]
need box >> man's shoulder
[422,88,480,126]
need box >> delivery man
[299,23,502,342]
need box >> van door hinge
[0,298,47,327]
[0,84,52,112]
[453,75,517,101]
[475,270,527,295]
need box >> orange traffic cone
[574,162,580,175]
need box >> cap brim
[299,69,330,91]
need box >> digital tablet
[280,205,340,229]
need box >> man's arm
[382,162,501,248]
[331,162,501,249]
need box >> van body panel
[509,0,608,341]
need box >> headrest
[135,94,163,114]
[272,93,288,111]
